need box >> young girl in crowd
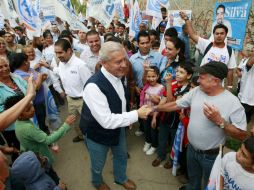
[140,66,164,155]
[151,63,193,169]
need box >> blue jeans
[157,122,177,160]
[184,144,217,190]
[86,128,128,187]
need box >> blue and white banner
[212,0,252,50]
[146,0,170,18]
[89,0,115,28]
[0,0,18,27]
[171,122,184,176]
[57,0,76,16]
[40,0,55,21]
[53,0,88,32]
[167,10,192,35]
[159,10,191,52]
[129,0,142,37]
[16,0,40,31]
[0,11,4,29]
[115,0,125,24]
[44,84,61,131]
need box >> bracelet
[227,86,233,89]
[152,106,158,113]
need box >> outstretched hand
[137,105,153,119]
[65,115,76,125]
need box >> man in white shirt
[80,30,101,75]
[179,11,236,89]
[54,39,92,143]
[81,42,149,190]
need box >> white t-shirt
[222,152,254,190]
[197,37,236,69]
[238,58,254,106]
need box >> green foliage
[70,0,86,16]
[225,137,242,151]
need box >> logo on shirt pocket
[70,70,77,74]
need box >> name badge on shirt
[71,70,77,74]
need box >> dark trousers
[34,102,48,133]
[143,116,158,147]
[157,122,177,160]
[49,85,65,108]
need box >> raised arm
[0,75,35,131]
[179,11,199,44]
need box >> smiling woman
[0,57,27,161]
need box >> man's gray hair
[99,41,124,61]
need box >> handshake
[137,105,154,119]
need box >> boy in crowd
[4,94,76,164]
[219,136,254,189]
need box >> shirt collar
[137,50,154,59]
[65,54,75,64]
[101,66,121,84]
[85,48,99,58]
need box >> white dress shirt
[83,67,138,129]
[80,48,100,75]
[54,54,92,97]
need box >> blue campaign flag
[115,0,125,24]
[171,122,184,176]
[146,0,169,18]
[129,0,142,37]
[212,0,252,50]
[17,0,37,30]
[58,0,76,15]
[44,85,61,130]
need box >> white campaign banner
[89,0,115,28]
[146,0,170,18]
[40,0,88,32]
[55,0,88,32]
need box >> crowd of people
[0,6,254,190]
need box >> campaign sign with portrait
[212,0,252,50]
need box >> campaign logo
[18,0,38,29]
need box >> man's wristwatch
[218,119,226,129]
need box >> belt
[68,96,82,100]
[191,145,219,155]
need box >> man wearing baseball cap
[146,61,248,190]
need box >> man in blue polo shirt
[130,31,167,136]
